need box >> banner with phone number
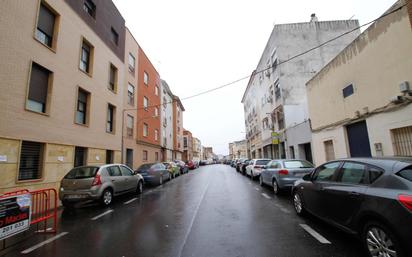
[0,193,31,240]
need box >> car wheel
[159,175,163,185]
[101,189,113,206]
[293,191,306,216]
[273,179,281,195]
[259,176,264,187]
[136,181,143,195]
[362,221,404,257]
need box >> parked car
[186,160,197,170]
[235,158,247,172]
[260,159,314,194]
[59,164,144,207]
[292,157,412,257]
[174,160,189,174]
[245,159,272,179]
[200,160,207,166]
[238,159,250,174]
[163,162,180,178]
[231,159,238,168]
[135,163,170,185]
[193,160,200,168]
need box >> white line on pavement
[300,224,331,244]
[255,187,260,191]
[124,198,138,205]
[261,193,271,199]
[280,207,291,214]
[21,232,69,254]
[90,209,114,221]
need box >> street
[4,165,364,257]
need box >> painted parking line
[274,203,292,214]
[255,187,260,191]
[90,210,114,221]
[124,198,138,205]
[21,232,69,254]
[261,193,271,199]
[300,224,331,244]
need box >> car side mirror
[303,173,311,181]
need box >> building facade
[242,15,360,163]
[0,0,125,193]
[183,129,193,161]
[230,140,248,159]
[172,96,184,160]
[135,47,162,167]
[202,147,214,160]
[192,137,202,161]
[160,80,174,161]
[307,1,412,165]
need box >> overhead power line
[129,3,406,113]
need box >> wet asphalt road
[4,164,366,257]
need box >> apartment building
[202,147,214,160]
[183,129,193,161]
[229,140,248,159]
[160,80,175,161]
[135,47,162,166]
[307,0,412,165]
[122,28,139,169]
[192,137,202,161]
[0,0,125,193]
[172,96,185,160]
[242,15,360,162]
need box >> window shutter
[19,141,42,180]
[38,4,55,37]
[29,63,49,104]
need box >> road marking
[124,198,138,205]
[300,224,331,244]
[261,193,271,199]
[21,232,69,254]
[274,203,292,214]
[255,187,260,191]
[35,227,53,233]
[90,210,114,221]
[178,178,211,257]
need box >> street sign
[0,193,31,240]
[271,132,279,145]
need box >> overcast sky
[113,0,395,155]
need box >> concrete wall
[311,127,350,165]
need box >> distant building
[173,96,184,160]
[229,140,247,159]
[242,15,360,163]
[192,137,202,161]
[160,80,174,161]
[307,1,412,165]
[183,129,193,161]
[202,147,214,160]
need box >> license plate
[65,194,84,199]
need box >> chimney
[310,13,318,22]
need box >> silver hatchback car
[59,164,144,207]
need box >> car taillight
[398,194,412,211]
[92,174,102,186]
[279,169,289,175]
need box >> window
[74,146,87,167]
[18,141,44,181]
[324,140,335,162]
[120,166,133,176]
[155,129,159,141]
[109,64,117,92]
[36,3,56,48]
[369,167,384,183]
[398,168,412,182]
[338,162,367,184]
[80,39,93,74]
[27,62,51,113]
[143,97,148,111]
[128,53,135,73]
[106,150,114,164]
[313,162,341,182]
[155,152,159,161]
[143,150,148,161]
[126,149,133,168]
[276,109,284,130]
[83,0,96,18]
[268,161,280,169]
[274,80,281,100]
[144,72,149,85]
[154,107,159,117]
[107,166,121,176]
[106,104,115,133]
[126,115,134,137]
[155,85,159,96]
[110,27,119,46]
[184,137,188,148]
[143,123,148,137]
[283,160,313,169]
[343,84,354,98]
[75,88,89,125]
[127,84,135,105]
[391,126,412,156]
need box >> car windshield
[256,160,271,165]
[283,161,314,169]
[64,167,99,179]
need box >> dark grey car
[260,159,314,194]
[292,158,412,257]
[136,163,171,185]
[60,164,144,207]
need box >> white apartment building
[160,80,174,161]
